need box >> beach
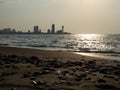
[0,46,120,90]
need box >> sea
[0,34,120,60]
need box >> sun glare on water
[79,34,98,40]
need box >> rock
[114,70,120,76]
[30,56,39,60]
[87,61,96,65]
[0,61,4,65]
[32,80,46,89]
[32,72,42,76]
[1,55,8,60]
[104,75,115,79]
[58,74,66,80]
[98,67,108,74]
[1,71,15,76]
[65,61,82,67]
[85,71,91,74]
[75,76,81,81]
[74,61,82,66]
[22,73,31,78]
[42,67,55,71]
[12,64,19,69]
[97,79,106,83]
[42,70,51,74]
[32,80,37,85]
[75,74,82,81]
[37,80,45,85]
[10,55,18,58]
[114,77,120,81]
[56,70,62,75]
[62,71,70,76]
[80,73,87,77]
[50,61,62,68]
[46,83,52,86]
[4,65,11,68]
[8,55,20,63]
[95,83,120,90]
[48,88,56,90]
[0,77,5,81]
[11,88,17,90]
[30,56,40,64]
[30,77,36,80]
[85,77,91,80]
[0,72,2,76]
[92,73,97,76]
[36,63,42,67]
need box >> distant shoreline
[0,45,120,60]
[0,33,71,34]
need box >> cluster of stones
[0,54,120,90]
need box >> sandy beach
[0,46,120,90]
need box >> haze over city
[0,0,120,34]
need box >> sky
[0,0,120,34]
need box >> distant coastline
[0,33,71,34]
[0,24,71,34]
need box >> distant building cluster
[0,24,70,34]
[47,24,65,34]
[0,28,18,34]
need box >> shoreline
[0,46,120,90]
[0,45,119,60]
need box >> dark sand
[0,46,120,90]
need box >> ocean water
[0,34,120,59]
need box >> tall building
[51,24,55,34]
[33,26,39,33]
[62,26,64,33]
[47,29,51,34]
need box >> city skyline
[0,24,69,34]
[0,0,120,34]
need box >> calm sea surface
[0,34,120,59]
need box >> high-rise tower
[33,26,39,33]
[62,26,64,33]
[51,24,55,34]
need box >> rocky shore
[0,52,120,90]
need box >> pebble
[11,88,17,90]
[97,79,106,83]
[95,83,120,90]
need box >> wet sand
[0,46,120,90]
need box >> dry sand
[0,46,120,90]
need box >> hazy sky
[0,0,120,34]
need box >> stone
[58,75,66,80]
[98,67,108,74]
[95,83,120,90]
[42,70,50,74]
[97,79,106,83]
[32,80,37,85]
[85,77,91,80]
[75,74,82,81]
[32,80,46,89]
[104,75,115,79]
[75,76,81,81]
[1,71,15,76]
[30,77,36,80]
[11,88,17,90]
[33,72,42,76]
[22,73,31,78]
[30,56,38,60]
